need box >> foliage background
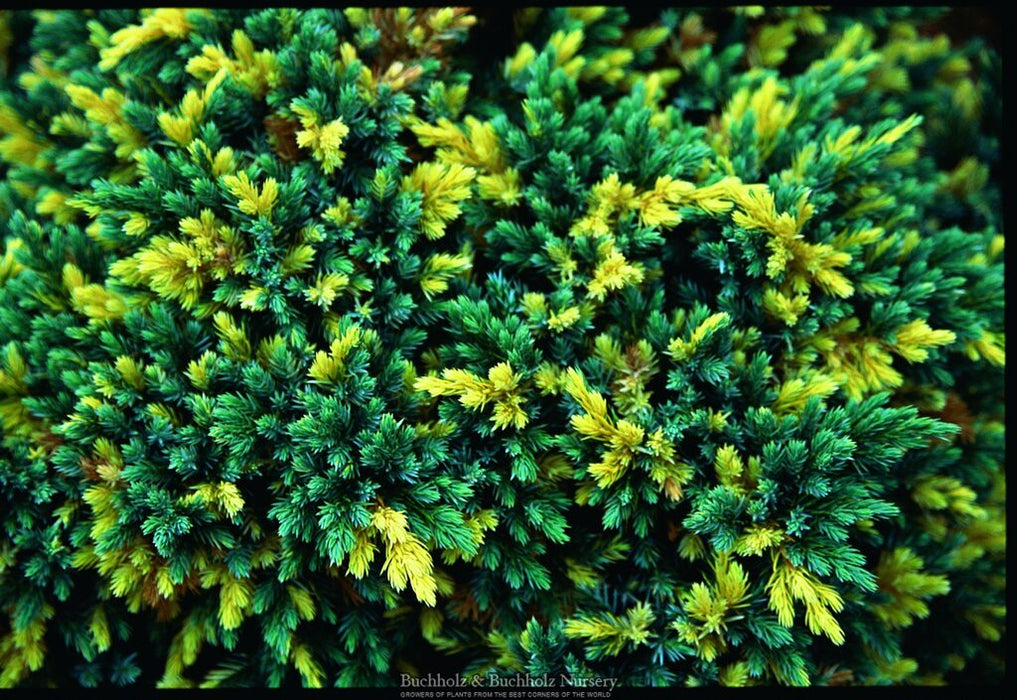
[0,6,1004,688]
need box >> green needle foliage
[0,6,1004,688]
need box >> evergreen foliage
[0,6,1004,688]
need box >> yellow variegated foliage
[0,238,22,285]
[322,196,356,227]
[184,482,246,519]
[211,311,251,362]
[964,330,1004,367]
[871,548,950,629]
[718,661,754,687]
[382,537,438,607]
[292,103,350,174]
[818,325,899,399]
[521,292,546,317]
[811,112,922,185]
[869,657,920,685]
[0,7,1004,688]
[734,525,784,556]
[547,306,582,332]
[675,533,707,561]
[415,361,528,430]
[645,429,694,502]
[0,102,52,169]
[90,438,124,484]
[113,356,145,391]
[305,272,350,309]
[99,8,199,71]
[287,585,316,622]
[533,362,567,396]
[507,27,584,82]
[570,173,638,238]
[419,250,472,299]
[912,475,983,518]
[673,554,751,661]
[947,469,1006,571]
[546,29,586,79]
[749,20,797,67]
[767,556,845,644]
[73,505,195,617]
[637,175,740,228]
[761,287,810,326]
[158,612,205,688]
[564,601,656,656]
[121,212,149,237]
[88,606,111,652]
[716,77,798,160]
[625,25,670,52]
[802,315,957,400]
[346,528,378,579]
[730,187,853,298]
[372,507,410,543]
[34,190,78,224]
[410,116,500,172]
[64,84,145,160]
[186,30,279,98]
[66,269,129,323]
[157,70,227,147]
[222,171,279,218]
[965,604,1006,643]
[668,312,730,361]
[204,568,254,630]
[593,335,658,414]
[706,409,731,433]
[563,368,690,496]
[713,444,744,487]
[346,506,440,607]
[0,343,35,437]
[110,209,245,309]
[409,115,520,205]
[189,140,238,178]
[544,238,578,282]
[402,161,475,240]
[0,603,53,687]
[771,371,839,414]
[564,558,600,589]
[586,240,644,301]
[308,324,365,385]
[563,367,643,488]
[890,319,956,363]
[184,351,215,390]
[291,642,324,688]
[942,157,989,199]
[510,20,671,93]
[504,42,538,79]
[580,45,633,87]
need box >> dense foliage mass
[0,6,1004,688]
